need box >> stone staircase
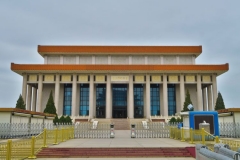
[111,119,130,130]
[37,147,194,158]
[93,118,148,130]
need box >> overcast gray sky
[0,1,239,108]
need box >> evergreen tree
[182,89,193,111]
[169,117,177,123]
[215,92,226,110]
[59,115,66,124]
[16,94,26,110]
[44,91,57,114]
[65,116,72,124]
[53,115,59,125]
[176,117,183,123]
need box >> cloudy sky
[0,1,239,108]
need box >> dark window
[134,84,144,118]
[96,84,106,118]
[112,84,127,118]
[79,84,89,116]
[151,84,160,116]
[63,84,72,116]
[168,84,176,116]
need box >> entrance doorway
[112,84,127,118]
[134,84,144,118]
[96,84,106,118]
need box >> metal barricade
[220,122,240,138]
[74,123,112,138]
[133,122,170,138]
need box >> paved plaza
[33,130,195,160]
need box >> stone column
[22,74,27,104]
[212,74,218,108]
[145,75,150,118]
[27,85,32,110]
[37,74,43,112]
[32,87,37,111]
[128,75,134,118]
[197,74,203,111]
[207,85,213,110]
[106,75,111,118]
[55,74,60,115]
[89,74,94,119]
[180,74,185,112]
[163,74,168,116]
[203,87,207,111]
[71,74,77,116]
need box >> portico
[11,45,228,120]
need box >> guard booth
[189,111,219,136]
[180,111,219,136]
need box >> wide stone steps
[37,147,194,158]
[111,119,130,130]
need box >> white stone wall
[219,116,234,123]
[31,117,44,123]
[47,56,60,64]
[12,115,29,123]
[45,55,196,65]
[132,56,145,64]
[95,56,108,64]
[163,56,176,64]
[79,56,92,64]
[0,112,11,123]
[148,56,161,64]
[63,56,76,64]
[179,56,193,64]
[234,112,240,123]
[111,56,129,64]
[44,119,53,123]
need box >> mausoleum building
[11,45,228,120]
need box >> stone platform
[33,130,195,160]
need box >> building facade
[11,45,229,119]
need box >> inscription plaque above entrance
[111,76,129,82]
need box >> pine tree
[182,89,193,111]
[169,117,176,123]
[215,92,225,110]
[53,115,59,125]
[59,115,66,124]
[16,94,26,110]
[176,117,183,123]
[65,116,72,124]
[44,91,57,114]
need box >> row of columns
[22,73,218,117]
